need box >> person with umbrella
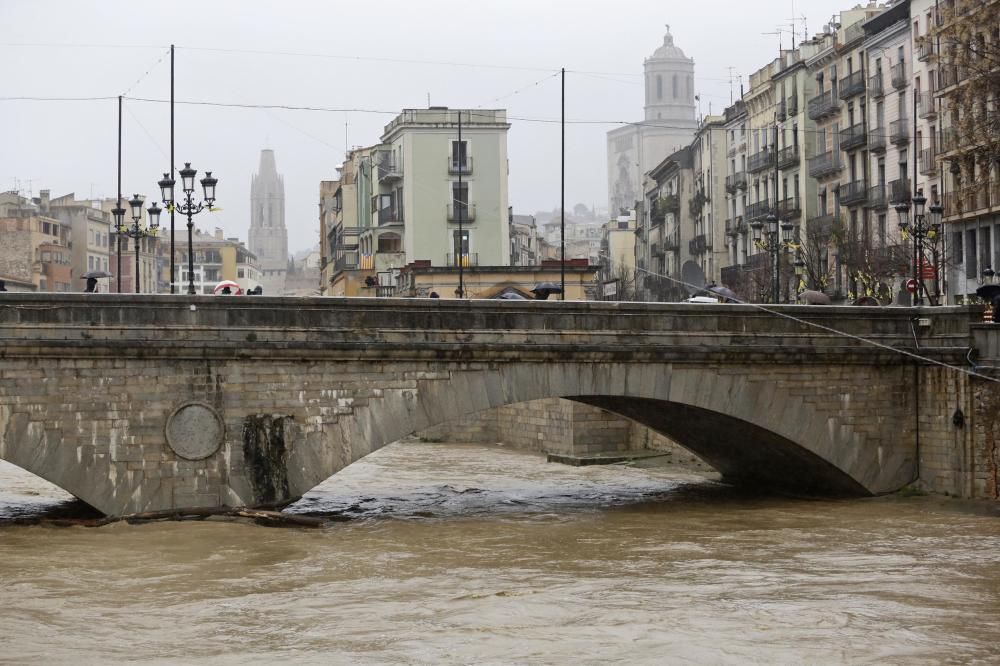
[84,277,98,293]
[80,269,112,293]
[531,282,563,300]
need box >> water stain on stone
[242,415,291,504]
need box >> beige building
[0,191,73,292]
[167,228,260,295]
[47,191,113,292]
[637,146,694,301]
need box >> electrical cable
[599,252,1000,384]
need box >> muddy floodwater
[1,441,999,664]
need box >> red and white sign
[905,279,919,294]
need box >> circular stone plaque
[165,402,225,460]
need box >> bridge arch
[281,362,904,504]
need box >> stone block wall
[418,398,693,459]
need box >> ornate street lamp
[114,194,160,293]
[895,188,941,305]
[160,162,217,295]
[751,212,799,303]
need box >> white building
[607,25,698,216]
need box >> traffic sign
[906,279,918,294]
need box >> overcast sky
[3,0,854,254]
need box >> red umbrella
[213,280,243,295]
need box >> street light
[113,194,160,293]
[895,188,942,305]
[160,162,217,295]
[751,213,799,303]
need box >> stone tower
[606,25,698,215]
[249,149,288,294]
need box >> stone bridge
[0,294,996,517]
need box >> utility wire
[0,94,947,149]
[601,253,1000,384]
[475,70,562,108]
[121,47,171,96]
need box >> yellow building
[393,259,597,300]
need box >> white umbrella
[213,280,243,295]
[798,290,832,305]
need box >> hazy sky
[3,0,854,254]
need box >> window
[657,75,663,100]
[672,75,678,98]
[452,181,469,211]
[453,229,470,256]
[42,222,50,234]
[451,140,468,169]
[878,214,887,246]
[88,256,94,270]
[238,268,245,278]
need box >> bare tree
[931,2,1000,187]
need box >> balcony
[725,171,747,193]
[747,147,775,174]
[378,207,404,225]
[447,156,474,175]
[787,94,799,117]
[377,157,403,183]
[917,37,936,61]
[808,151,843,178]
[840,180,869,207]
[807,90,839,120]
[919,147,939,175]
[939,66,961,89]
[867,184,887,209]
[777,197,801,219]
[333,250,359,272]
[842,20,866,47]
[689,234,708,255]
[726,216,746,237]
[838,70,866,100]
[889,118,910,145]
[663,230,681,251]
[891,61,908,89]
[745,199,772,222]
[446,253,479,267]
[839,123,868,151]
[868,128,887,153]
[776,99,787,122]
[869,73,884,99]
[940,127,959,153]
[916,91,937,119]
[888,179,911,205]
[446,203,477,222]
[656,194,680,217]
[776,145,799,170]
[650,243,663,258]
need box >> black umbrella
[80,270,113,279]
[707,285,739,302]
[531,282,563,300]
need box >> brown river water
[1,441,999,665]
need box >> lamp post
[159,163,217,295]
[112,194,161,293]
[895,188,942,306]
[750,212,798,303]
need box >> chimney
[214,227,223,240]
[39,190,50,212]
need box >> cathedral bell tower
[644,25,696,123]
